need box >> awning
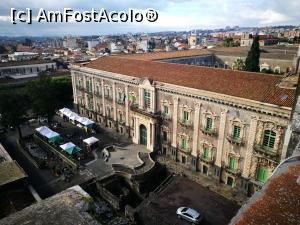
[36,126,60,139]
[59,142,81,155]
[83,137,99,145]
[69,112,79,121]
[76,117,94,126]
[59,108,71,116]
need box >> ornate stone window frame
[161,99,172,118]
[201,110,218,131]
[179,104,193,124]
[255,120,283,153]
[199,140,215,159]
[177,132,192,151]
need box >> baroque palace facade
[71,55,295,195]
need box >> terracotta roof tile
[232,162,300,225]
[85,57,295,107]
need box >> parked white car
[176,207,203,224]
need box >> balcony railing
[177,147,192,155]
[94,91,102,97]
[224,166,241,175]
[161,138,171,145]
[253,144,279,161]
[199,154,215,164]
[104,94,113,101]
[179,119,193,128]
[226,134,244,145]
[161,113,172,121]
[76,85,85,92]
[117,99,125,105]
[201,127,217,136]
[130,104,160,119]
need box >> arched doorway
[140,124,147,146]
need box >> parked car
[176,207,203,224]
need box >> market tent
[35,126,61,143]
[76,117,94,127]
[83,137,99,145]
[59,108,71,116]
[69,112,80,121]
[59,142,81,155]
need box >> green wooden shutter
[181,139,187,149]
[263,130,276,150]
[183,111,189,123]
[204,147,209,158]
[233,126,241,139]
[206,118,212,131]
[229,157,236,170]
[257,167,268,182]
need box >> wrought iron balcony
[161,113,172,121]
[177,146,192,155]
[104,94,113,101]
[94,91,102,97]
[76,85,85,92]
[199,154,215,164]
[253,144,279,161]
[224,166,241,175]
[161,138,171,145]
[117,99,125,105]
[226,134,244,145]
[201,127,217,136]
[130,104,160,119]
[179,119,193,128]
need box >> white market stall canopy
[76,117,94,126]
[36,126,59,139]
[60,142,81,155]
[83,137,99,145]
[59,108,71,116]
[60,142,75,150]
[59,108,95,127]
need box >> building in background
[0,60,56,79]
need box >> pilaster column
[151,90,156,112]
[172,97,179,147]
[125,85,129,126]
[112,82,116,121]
[192,103,201,156]
[139,87,143,109]
[242,116,259,178]
[71,70,77,104]
[101,79,105,116]
[281,125,292,161]
[215,109,228,167]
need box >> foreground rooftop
[0,186,100,225]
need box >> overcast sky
[0,0,299,36]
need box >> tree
[0,45,7,54]
[27,73,73,122]
[0,90,28,138]
[233,58,245,70]
[245,35,260,72]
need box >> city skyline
[0,0,300,36]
